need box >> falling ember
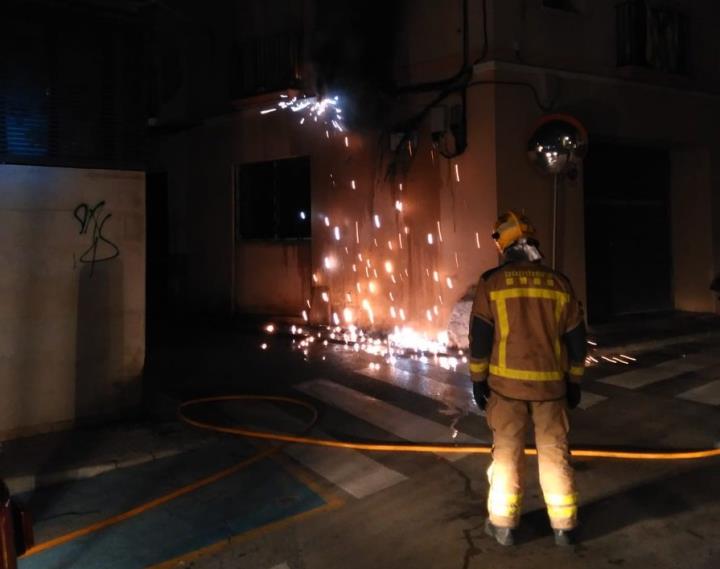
[475,232,481,249]
[436,221,443,242]
[395,200,403,212]
[321,292,329,303]
[389,292,395,301]
[306,299,311,308]
[427,233,434,245]
[356,282,362,293]
[324,256,336,270]
[355,221,360,244]
[374,214,381,228]
[390,306,397,318]
[454,252,460,268]
[433,305,439,316]
[299,211,307,220]
[426,309,433,321]
[343,308,354,323]
[399,308,406,321]
[384,260,393,273]
[325,130,330,139]
[260,108,277,115]
[390,274,396,284]
[260,343,268,350]
[352,264,357,272]
[454,163,461,182]
[344,136,349,147]
[368,281,377,294]
[264,324,276,333]
[433,270,439,282]
[302,310,309,321]
[332,312,340,325]
[446,277,454,289]
[351,179,357,190]
[398,233,403,249]
[387,240,393,250]
[404,226,410,235]
[324,216,330,227]
[334,226,341,240]
[438,295,443,304]
[299,117,305,125]
[312,273,319,283]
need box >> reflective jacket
[469,260,586,401]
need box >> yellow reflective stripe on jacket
[568,365,585,377]
[545,493,578,520]
[490,365,564,381]
[489,287,570,380]
[469,361,489,374]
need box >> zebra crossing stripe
[296,379,488,461]
[676,379,720,406]
[597,354,720,389]
[356,365,481,415]
[577,391,607,410]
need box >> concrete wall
[0,165,145,440]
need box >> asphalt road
[19,328,720,568]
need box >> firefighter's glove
[566,382,581,410]
[472,381,490,411]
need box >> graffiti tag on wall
[73,201,120,275]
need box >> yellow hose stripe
[22,394,720,561]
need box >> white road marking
[597,354,720,389]
[676,379,720,406]
[578,391,608,410]
[220,402,408,500]
[356,365,481,415]
[296,379,488,461]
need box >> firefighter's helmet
[492,210,536,252]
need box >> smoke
[309,0,400,131]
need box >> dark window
[231,31,304,99]
[0,2,144,168]
[235,157,311,240]
[616,0,687,74]
[542,0,581,12]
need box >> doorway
[583,143,673,323]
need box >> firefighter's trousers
[485,392,577,530]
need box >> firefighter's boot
[553,528,577,547]
[484,519,515,546]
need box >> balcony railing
[616,0,687,74]
[232,31,304,99]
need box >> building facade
[148,0,720,339]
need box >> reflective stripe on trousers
[485,393,578,530]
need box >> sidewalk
[0,418,220,495]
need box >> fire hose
[20,394,720,560]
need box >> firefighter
[469,210,586,547]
